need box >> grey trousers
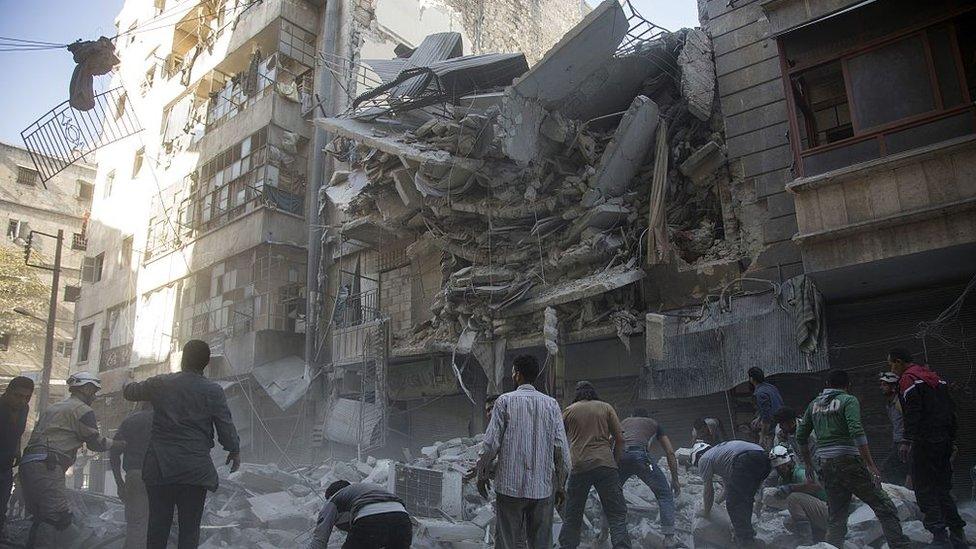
[122,469,149,549]
[495,493,553,549]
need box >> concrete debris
[317,15,732,354]
[678,28,716,121]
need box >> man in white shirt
[476,355,571,549]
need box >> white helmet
[769,445,792,468]
[879,372,900,384]
[67,371,102,390]
[691,441,711,467]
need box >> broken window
[132,147,145,178]
[785,13,976,175]
[16,166,38,186]
[55,340,72,358]
[64,284,81,302]
[6,219,23,240]
[82,253,104,283]
[78,323,93,362]
[77,180,94,201]
[103,169,115,198]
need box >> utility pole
[24,229,64,413]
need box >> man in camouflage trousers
[797,370,909,549]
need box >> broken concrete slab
[592,95,660,198]
[679,140,726,183]
[511,0,629,109]
[392,32,463,98]
[499,266,645,317]
[678,28,716,121]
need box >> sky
[0,0,699,147]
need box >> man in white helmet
[767,445,827,544]
[691,439,770,548]
[19,371,114,547]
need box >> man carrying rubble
[617,408,680,548]
[559,381,631,549]
[888,348,967,548]
[767,445,827,544]
[878,372,911,487]
[0,376,33,540]
[123,339,241,549]
[475,355,570,549]
[691,439,770,547]
[748,367,784,448]
[796,369,910,549]
[110,402,154,549]
[19,372,114,547]
[309,480,412,548]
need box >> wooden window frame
[779,9,976,177]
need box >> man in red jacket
[888,348,966,549]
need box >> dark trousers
[881,443,910,486]
[558,466,631,549]
[145,484,207,549]
[912,439,965,534]
[0,467,12,534]
[821,455,909,549]
[725,450,771,543]
[618,449,675,536]
[495,493,553,549]
[342,512,412,549]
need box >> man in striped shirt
[476,355,571,549]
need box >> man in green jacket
[796,370,910,549]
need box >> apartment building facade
[0,142,95,397]
[71,0,587,461]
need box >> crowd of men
[0,344,970,548]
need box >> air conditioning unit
[387,462,463,520]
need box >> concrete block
[645,313,665,361]
[724,100,789,140]
[392,168,424,210]
[755,167,792,197]
[765,190,796,218]
[716,57,781,99]
[679,29,716,121]
[592,95,659,197]
[763,215,798,244]
[679,141,726,182]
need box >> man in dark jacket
[888,348,966,548]
[110,403,154,549]
[309,480,411,548]
[124,340,240,549]
[0,376,33,538]
[748,367,784,448]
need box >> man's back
[123,371,239,490]
[0,401,27,466]
[563,400,620,473]
[482,384,569,499]
[115,410,154,471]
[620,416,661,449]
[698,440,763,480]
[26,395,104,464]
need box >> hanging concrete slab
[678,29,715,121]
[252,355,309,411]
[592,95,660,197]
[499,266,645,318]
[510,0,628,109]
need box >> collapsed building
[311,0,829,459]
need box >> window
[132,148,145,178]
[78,324,94,362]
[82,253,104,283]
[77,180,94,201]
[785,12,976,176]
[120,235,133,270]
[142,65,156,95]
[64,285,81,302]
[16,166,38,186]
[103,170,115,198]
[6,219,22,240]
[71,232,87,251]
[55,340,72,358]
[0,334,9,352]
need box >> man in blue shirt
[309,480,411,548]
[748,367,784,448]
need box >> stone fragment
[678,28,715,121]
[591,95,659,197]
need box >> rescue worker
[878,372,910,487]
[19,372,113,547]
[309,480,412,548]
[767,445,827,544]
[888,348,967,548]
[796,369,910,549]
[110,403,154,549]
[748,367,784,448]
[692,439,770,547]
[772,406,816,458]
[691,416,726,445]
[123,339,240,549]
[0,376,34,540]
[618,408,680,548]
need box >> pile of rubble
[8,436,976,548]
[318,0,743,362]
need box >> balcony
[332,289,383,367]
[788,134,976,296]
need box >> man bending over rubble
[796,369,910,549]
[691,439,770,548]
[123,339,240,549]
[475,355,570,549]
[309,480,412,548]
[767,445,827,544]
[618,408,680,548]
[559,381,631,549]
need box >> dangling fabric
[67,37,118,111]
